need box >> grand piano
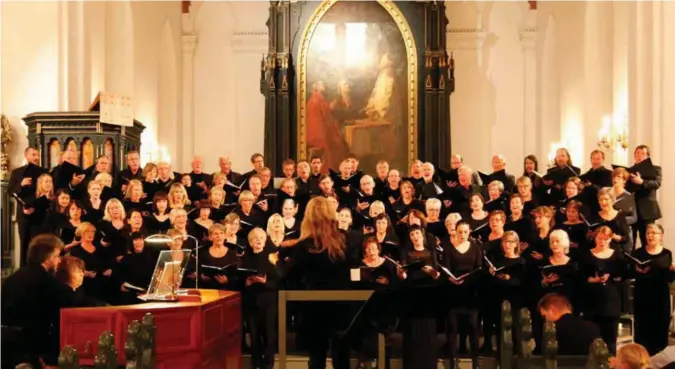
[60,289,241,369]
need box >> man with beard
[1,234,76,369]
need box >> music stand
[145,233,202,289]
[341,283,455,369]
[138,249,192,302]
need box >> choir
[3,144,674,369]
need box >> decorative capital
[230,31,269,53]
[446,29,489,50]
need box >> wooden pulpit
[60,289,242,369]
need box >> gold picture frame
[296,0,418,168]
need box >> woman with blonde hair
[68,222,111,301]
[84,179,105,223]
[123,179,145,213]
[269,196,350,369]
[142,162,160,200]
[612,343,652,369]
[168,182,192,211]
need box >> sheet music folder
[341,283,454,345]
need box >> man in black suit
[450,154,483,186]
[629,145,662,248]
[216,156,241,184]
[538,293,601,355]
[581,149,614,213]
[1,234,76,369]
[488,154,517,194]
[8,147,46,266]
[115,150,143,192]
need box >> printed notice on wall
[99,92,133,127]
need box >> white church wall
[0,1,182,169]
[192,1,267,174]
[1,1,60,167]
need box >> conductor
[270,196,352,369]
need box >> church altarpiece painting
[261,0,454,173]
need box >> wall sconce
[597,115,628,151]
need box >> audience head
[126,150,141,171]
[646,223,664,247]
[612,167,630,189]
[282,159,296,178]
[297,160,310,179]
[501,230,520,255]
[55,255,85,291]
[27,234,64,272]
[95,172,113,188]
[590,149,605,168]
[310,155,323,174]
[445,213,462,235]
[549,229,570,255]
[613,343,651,369]
[218,156,232,173]
[24,147,40,165]
[95,155,111,173]
[633,145,650,164]
[538,293,572,322]
[455,220,471,242]
[457,166,473,187]
[491,154,506,171]
[488,180,504,200]
[250,153,265,171]
[555,148,572,167]
[450,154,463,170]
[248,228,267,252]
[361,236,381,260]
[375,160,389,178]
[532,206,555,229]
[523,154,538,174]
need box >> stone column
[660,1,675,237]
[632,1,653,146]
[583,1,613,163]
[67,0,86,110]
[520,9,537,157]
[446,29,491,167]
[181,13,198,172]
[57,1,69,111]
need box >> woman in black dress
[242,227,280,369]
[399,225,441,369]
[630,224,675,355]
[594,188,632,252]
[445,221,482,369]
[354,236,399,369]
[580,226,625,354]
[558,200,589,258]
[269,196,351,369]
[198,223,240,290]
[144,191,171,234]
[485,230,526,352]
